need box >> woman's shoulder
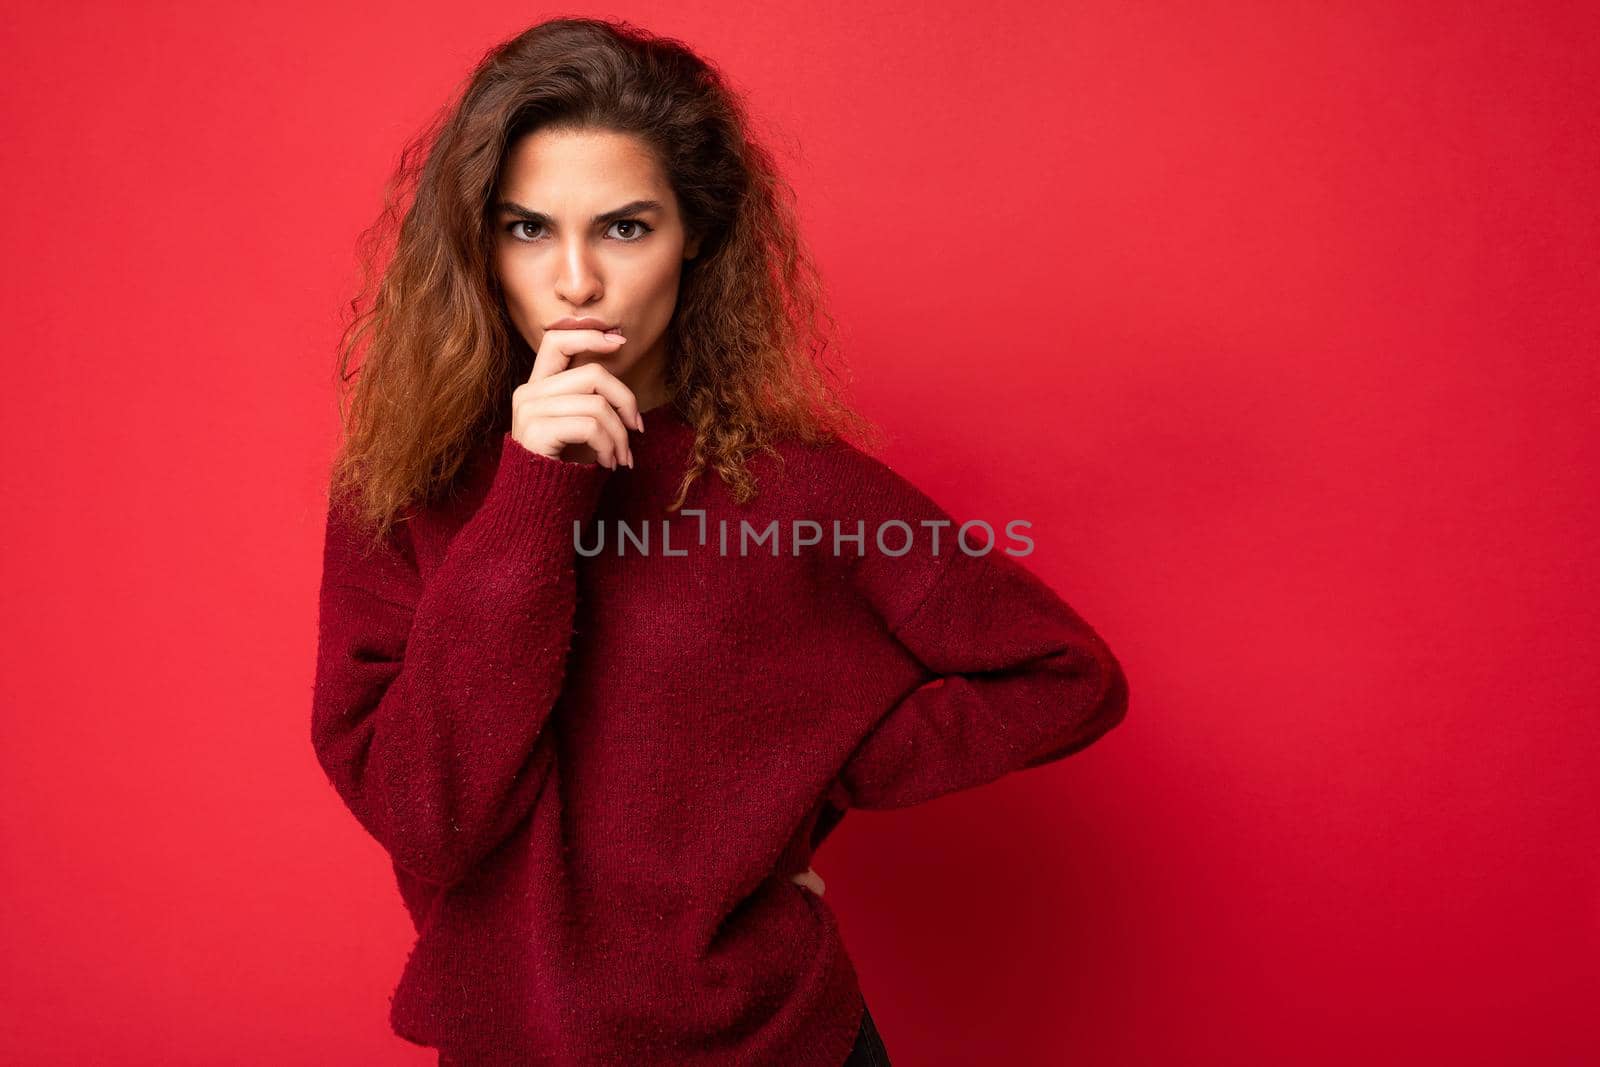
[770,430,947,521]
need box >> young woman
[312,16,1128,1066]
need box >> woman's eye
[504,219,654,243]
[609,219,653,241]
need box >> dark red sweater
[311,402,1128,1065]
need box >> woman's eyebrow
[496,199,665,226]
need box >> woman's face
[492,127,700,411]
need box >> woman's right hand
[509,326,645,469]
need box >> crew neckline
[627,400,694,462]
[638,399,688,425]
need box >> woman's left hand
[790,866,825,896]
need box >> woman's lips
[547,316,621,333]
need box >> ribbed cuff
[458,432,613,561]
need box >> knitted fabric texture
[311,402,1129,1065]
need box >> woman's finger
[526,327,627,386]
[790,866,825,896]
[520,391,633,468]
[535,361,644,433]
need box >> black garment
[435,1003,893,1065]
[841,1001,892,1066]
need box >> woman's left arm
[838,541,1128,810]
[827,446,1129,811]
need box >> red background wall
[2,2,1595,1063]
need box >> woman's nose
[790,866,825,896]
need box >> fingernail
[605,331,626,342]
[636,414,645,433]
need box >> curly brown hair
[329,16,881,548]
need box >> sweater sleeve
[310,433,610,887]
[831,446,1129,811]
